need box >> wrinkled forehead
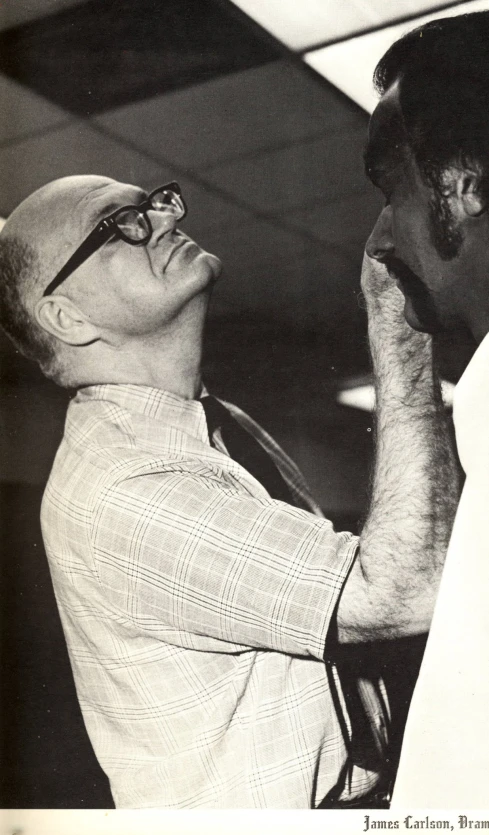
[3,176,144,257]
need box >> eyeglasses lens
[115,208,150,241]
[113,187,185,242]
[151,188,185,219]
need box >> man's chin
[195,250,222,284]
[207,253,223,282]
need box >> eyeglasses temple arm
[43,222,114,296]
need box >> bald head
[0,174,221,390]
[2,175,118,283]
[5,175,116,232]
[0,176,121,382]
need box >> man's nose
[148,206,180,241]
[366,205,394,262]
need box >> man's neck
[65,316,206,400]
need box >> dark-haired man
[0,175,457,807]
[364,10,489,807]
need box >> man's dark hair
[0,235,59,378]
[374,11,489,201]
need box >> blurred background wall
[0,0,482,808]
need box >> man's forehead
[0,177,148,281]
[5,176,143,241]
[369,80,401,133]
[77,179,145,224]
[365,80,409,179]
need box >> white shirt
[41,384,388,808]
[392,332,489,808]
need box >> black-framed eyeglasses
[43,182,187,296]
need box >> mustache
[384,256,425,292]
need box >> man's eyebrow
[363,142,403,188]
[93,201,120,219]
[87,191,147,227]
[363,143,383,185]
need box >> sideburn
[428,190,464,260]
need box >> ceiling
[232,0,467,50]
[0,0,478,516]
[303,0,489,111]
[0,0,379,335]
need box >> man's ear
[34,294,100,346]
[449,167,487,217]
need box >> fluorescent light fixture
[231,0,460,52]
[337,383,376,412]
[338,379,455,411]
[304,0,489,112]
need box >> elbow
[336,556,440,643]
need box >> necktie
[200,395,295,505]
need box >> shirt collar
[75,383,210,443]
[454,330,489,408]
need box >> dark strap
[320,650,391,808]
[201,396,295,505]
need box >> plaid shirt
[41,384,388,808]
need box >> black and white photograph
[1,1,489,830]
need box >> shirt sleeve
[90,462,358,659]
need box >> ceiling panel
[0,0,87,33]
[203,217,358,327]
[94,59,365,172]
[230,0,464,51]
[165,177,256,240]
[0,73,70,145]
[305,0,489,112]
[202,125,369,217]
[0,122,173,216]
[287,188,383,251]
[0,0,280,117]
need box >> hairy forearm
[337,267,459,643]
[362,306,458,633]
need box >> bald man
[0,176,458,808]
